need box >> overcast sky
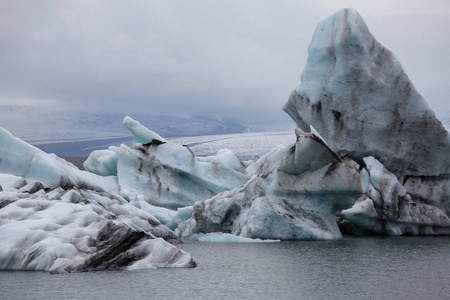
[1,0,450,125]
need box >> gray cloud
[1,0,450,125]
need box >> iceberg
[0,127,196,272]
[283,8,450,178]
[111,138,250,210]
[123,116,167,144]
[283,8,450,236]
[85,117,363,240]
[0,127,116,192]
[82,116,250,211]
[0,187,196,273]
[177,129,362,240]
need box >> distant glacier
[0,106,294,156]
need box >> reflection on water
[1,236,449,300]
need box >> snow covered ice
[0,127,196,272]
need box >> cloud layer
[1,0,450,124]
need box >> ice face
[339,156,450,235]
[0,127,117,193]
[283,8,450,177]
[246,129,340,176]
[111,140,250,210]
[177,130,362,240]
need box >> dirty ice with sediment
[1,8,450,273]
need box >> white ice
[0,127,118,194]
[0,183,196,272]
[0,126,196,272]
[83,149,118,176]
[123,116,167,144]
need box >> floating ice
[111,139,249,210]
[177,130,362,240]
[0,182,196,273]
[282,8,450,236]
[0,127,117,193]
[0,127,196,272]
[123,116,167,144]
[283,8,450,177]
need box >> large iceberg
[177,129,362,240]
[0,127,196,272]
[4,8,450,266]
[83,117,363,240]
[283,8,450,235]
[283,8,450,178]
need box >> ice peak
[123,116,167,145]
[284,8,450,177]
[314,7,371,46]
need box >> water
[1,236,449,300]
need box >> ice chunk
[0,127,118,193]
[126,238,197,270]
[0,183,196,273]
[197,149,246,174]
[123,116,167,144]
[247,129,340,176]
[111,140,249,210]
[83,149,118,176]
[0,173,27,190]
[177,132,362,240]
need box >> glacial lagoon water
[1,236,449,300]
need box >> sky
[1,0,450,126]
